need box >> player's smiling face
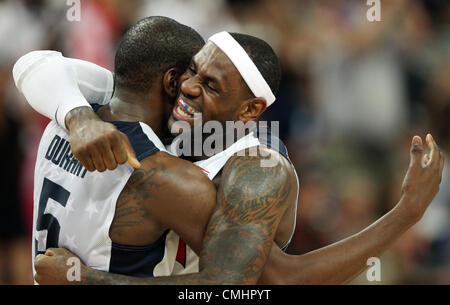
[167,42,255,134]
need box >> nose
[180,75,201,99]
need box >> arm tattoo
[83,148,293,285]
[109,166,163,238]
[198,151,292,284]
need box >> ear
[237,98,267,123]
[163,68,180,98]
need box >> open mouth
[173,97,200,120]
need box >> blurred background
[0,0,449,284]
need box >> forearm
[81,266,207,285]
[263,199,416,285]
[81,229,266,285]
[12,51,89,128]
[66,57,114,106]
[12,51,113,130]
[65,106,103,132]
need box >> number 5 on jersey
[35,178,70,255]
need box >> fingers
[35,254,47,263]
[128,154,141,169]
[45,247,70,256]
[35,248,58,265]
[71,126,140,172]
[409,135,424,171]
[425,134,437,167]
[111,134,129,165]
[122,135,141,169]
[107,133,140,169]
[44,248,56,256]
[89,149,107,172]
[426,134,443,169]
[99,141,118,171]
[72,144,95,172]
[82,155,95,172]
[423,154,430,166]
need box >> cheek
[203,94,229,113]
[202,105,226,125]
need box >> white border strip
[208,31,276,106]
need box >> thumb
[123,136,141,169]
[45,248,56,256]
[127,154,141,169]
[35,254,48,263]
[409,136,423,170]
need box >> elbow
[12,50,62,90]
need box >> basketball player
[15,20,444,284]
[15,16,300,284]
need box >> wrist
[80,264,93,285]
[392,196,422,227]
[65,106,99,132]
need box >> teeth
[178,99,199,115]
[177,105,193,118]
[186,104,199,114]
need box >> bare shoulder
[134,151,215,193]
[197,146,297,284]
[119,151,216,252]
[220,145,297,219]
[223,145,297,195]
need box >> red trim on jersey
[200,168,210,175]
[175,237,187,268]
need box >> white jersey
[162,127,299,275]
[33,120,298,278]
[32,120,166,276]
[19,52,299,278]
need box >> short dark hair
[114,16,205,94]
[230,33,281,95]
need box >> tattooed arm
[35,147,298,285]
[193,147,296,284]
[87,147,294,284]
[34,136,444,285]
[259,135,444,284]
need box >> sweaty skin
[32,40,299,284]
[35,134,444,284]
[31,43,444,285]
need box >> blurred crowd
[0,0,448,284]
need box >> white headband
[208,31,276,106]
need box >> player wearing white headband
[208,31,276,106]
[16,24,301,284]
[167,31,281,141]
[14,24,444,286]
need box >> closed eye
[188,60,197,75]
[188,66,196,74]
[205,81,218,93]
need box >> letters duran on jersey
[33,120,296,278]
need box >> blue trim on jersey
[109,230,169,277]
[255,126,291,164]
[90,103,102,112]
[90,104,160,162]
[256,126,296,253]
[91,103,166,276]
[110,121,159,162]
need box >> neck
[97,87,165,137]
